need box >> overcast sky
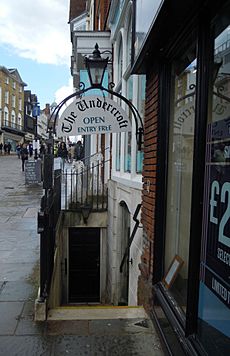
[0,0,73,108]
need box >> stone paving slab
[88,318,154,335]
[15,319,45,336]
[0,302,24,335]
[0,263,36,281]
[0,249,38,264]
[23,207,39,218]
[52,334,164,356]
[0,336,53,356]
[46,320,89,336]
[0,281,34,302]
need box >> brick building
[133,0,230,354]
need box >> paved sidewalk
[0,155,164,356]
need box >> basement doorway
[68,227,100,303]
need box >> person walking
[7,142,12,155]
[57,141,68,170]
[16,143,21,159]
[28,142,33,157]
[74,140,84,161]
[3,143,8,155]
[0,142,3,154]
[20,143,28,172]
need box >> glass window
[116,132,121,171]
[118,40,123,82]
[164,48,197,312]
[12,95,16,108]
[136,75,145,173]
[124,77,133,172]
[11,113,16,128]
[4,109,8,124]
[197,22,230,355]
[135,0,163,58]
[124,132,131,172]
[127,12,132,65]
[5,91,9,104]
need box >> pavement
[0,154,165,356]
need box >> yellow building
[0,66,27,151]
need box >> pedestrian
[29,142,33,157]
[0,142,3,154]
[7,142,12,155]
[39,143,46,158]
[57,141,68,170]
[3,143,8,155]
[68,143,75,163]
[20,143,28,172]
[74,140,84,161]
[16,143,21,159]
[53,143,58,157]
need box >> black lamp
[85,43,108,87]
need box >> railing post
[39,210,48,301]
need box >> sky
[0,0,73,110]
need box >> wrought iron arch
[48,83,144,150]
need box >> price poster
[199,118,230,337]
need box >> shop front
[3,131,24,152]
[133,0,230,354]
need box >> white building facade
[106,0,145,305]
[68,0,145,306]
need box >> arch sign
[57,95,132,137]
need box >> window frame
[153,17,213,338]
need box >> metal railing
[37,150,110,302]
[37,169,61,302]
[2,119,24,132]
[61,156,110,212]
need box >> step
[47,305,147,321]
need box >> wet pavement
[0,154,165,356]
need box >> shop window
[197,21,230,355]
[164,50,197,312]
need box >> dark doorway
[68,227,100,303]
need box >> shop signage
[25,160,42,185]
[174,96,230,134]
[57,95,132,137]
[200,118,230,314]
